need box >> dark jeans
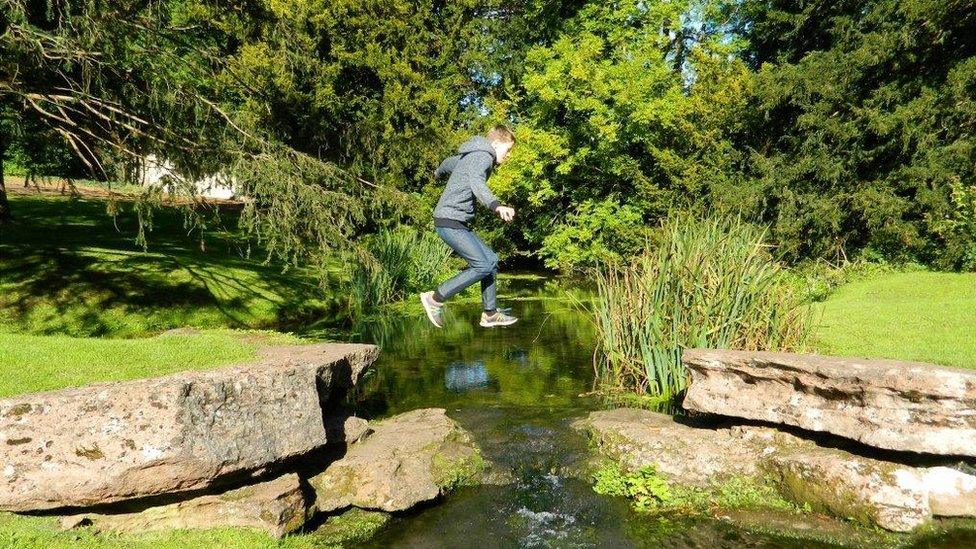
[435,227,498,311]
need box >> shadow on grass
[0,194,346,336]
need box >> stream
[327,276,972,548]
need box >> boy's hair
[487,125,516,145]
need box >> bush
[593,463,672,512]
[591,214,810,398]
[349,227,456,313]
[540,199,648,273]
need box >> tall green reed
[592,215,811,399]
[349,227,456,314]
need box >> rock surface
[577,408,976,532]
[0,343,379,512]
[682,348,976,457]
[571,409,769,486]
[922,466,976,517]
[60,473,309,538]
[309,408,485,512]
[767,448,930,532]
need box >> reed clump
[350,227,456,313]
[592,215,810,399]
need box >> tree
[0,0,539,268]
[485,0,753,271]
[731,0,976,267]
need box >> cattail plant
[592,214,811,399]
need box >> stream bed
[325,277,973,548]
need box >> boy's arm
[434,155,459,180]
[467,151,501,211]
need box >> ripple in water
[515,508,578,547]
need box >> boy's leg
[471,232,498,312]
[470,233,517,327]
[433,227,497,302]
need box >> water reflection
[345,281,596,418]
[444,361,492,392]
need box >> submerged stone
[0,343,379,512]
[309,408,486,513]
[683,349,976,457]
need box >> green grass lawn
[0,507,388,549]
[0,194,340,337]
[813,270,976,369]
[0,330,308,398]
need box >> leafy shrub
[593,463,672,512]
[349,227,456,313]
[592,214,810,398]
[784,259,909,303]
[592,462,801,514]
[540,199,648,273]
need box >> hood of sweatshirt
[458,136,497,162]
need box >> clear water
[324,277,970,549]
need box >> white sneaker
[480,310,518,328]
[420,292,444,328]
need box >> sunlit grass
[0,194,338,337]
[0,330,304,398]
[813,271,976,369]
[0,507,387,549]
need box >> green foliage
[592,462,800,515]
[938,181,976,271]
[4,0,976,275]
[593,463,672,512]
[730,0,976,268]
[489,0,754,271]
[349,227,456,313]
[540,199,646,272]
[592,214,810,397]
[785,259,908,303]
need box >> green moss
[309,465,361,505]
[302,508,389,548]
[74,445,105,461]
[431,445,489,492]
[589,461,803,516]
[4,403,32,417]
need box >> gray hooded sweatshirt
[432,136,501,228]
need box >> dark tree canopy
[733,0,976,267]
[2,0,974,272]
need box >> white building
[137,154,238,200]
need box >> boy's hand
[495,206,515,222]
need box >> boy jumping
[420,126,518,328]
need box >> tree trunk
[0,142,11,224]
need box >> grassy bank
[0,330,304,398]
[0,507,388,549]
[813,270,976,369]
[0,193,337,337]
